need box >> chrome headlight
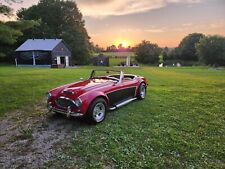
[74,98,82,107]
[47,92,52,101]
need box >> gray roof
[15,39,63,52]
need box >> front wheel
[138,83,146,99]
[87,98,107,124]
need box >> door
[60,57,65,65]
[106,80,137,106]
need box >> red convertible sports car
[47,70,147,123]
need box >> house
[15,39,72,67]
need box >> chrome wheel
[92,102,106,122]
[140,84,146,99]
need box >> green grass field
[0,65,224,168]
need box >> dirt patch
[0,99,87,169]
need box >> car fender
[135,77,148,97]
[79,91,109,114]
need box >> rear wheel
[138,83,146,99]
[87,98,107,124]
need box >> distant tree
[118,43,126,52]
[0,0,39,62]
[0,4,13,16]
[91,43,104,53]
[177,33,205,61]
[106,45,117,52]
[196,35,225,66]
[158,52,164,64]
[161,47,169,60]
[135,40,161,64]
[0,0,25,46]
[127,46,132,52]
[17,0,91,65]
[0,20,39,60]
[106,44,134,52]
[167,47,179,60]
[0,0,21,16]
[0,20,38,44]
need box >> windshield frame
[89,70,124,83]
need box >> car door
[106,79,138,106]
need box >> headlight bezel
[47,92,52,101]
[74,98,82,107]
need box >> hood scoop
[62,87,82,95]
[63,90,74,95]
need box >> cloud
[209,20,225,29]
[119,27,165,33]
[182,23,193,27]
[76,0,201,17]
[145,28,165,33]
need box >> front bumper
[47,103,84,117]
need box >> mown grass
[0,65,225,168]
[0,66,90,116]
[69,67,225,168]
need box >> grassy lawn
[0,65,224,168]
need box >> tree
[0,20,38,44]
[177,33,205,61]
[166,47,179,60]
[0,20,39,59]
[196,35,225,66]
[0,0,39,61]
[135,40,161,64]
[0,4,13,16]
[17,0,91,65]
[158,52,164,64]
[92,44,104,53]
[0,0,21,16]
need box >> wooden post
[126,56,130,66]
[15,58,18,67]
[65,56,69,67]
[32,51,36,66]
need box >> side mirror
[80,77,84,81]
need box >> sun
[114,39,130,48]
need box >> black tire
[86,98,107,124]
[137,83,146,100]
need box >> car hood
[55,79,113,98]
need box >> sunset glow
[4,0,225,48]
[114,39,131,48]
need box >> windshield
[89,70,122,82]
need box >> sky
[3,0,225,48]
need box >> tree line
[135,33,225,66]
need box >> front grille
[56,97,75,108]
